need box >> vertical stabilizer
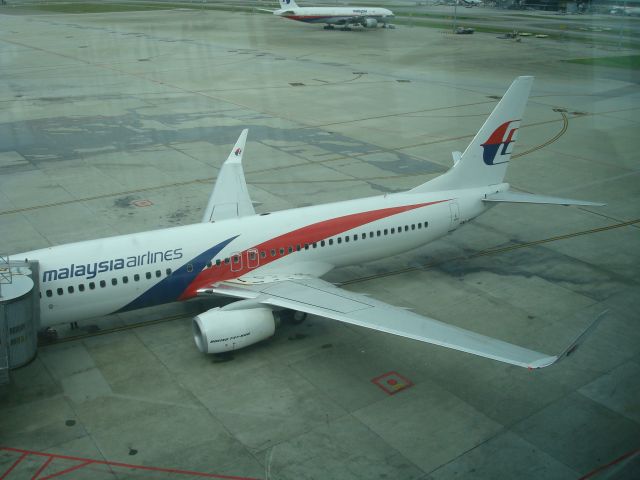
[279,0,299,9]
[411,76,533,192]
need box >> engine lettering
[210,332,250,344]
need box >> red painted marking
[371,371,414,396]
[179,200,447,300]
[578,447,640,480]
[31,456,53,480]
[40,461,93,480]
[0,452,27,480]
[0,447,258,480]
[131,199,153,208]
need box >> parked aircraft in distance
[18,77,606,369]
[267,0,394,30]
[460,0,483,7]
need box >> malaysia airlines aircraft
[269,0,394,30]
[17,77,606,369]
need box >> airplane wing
[202,129,256,223]
[198,277,606,369]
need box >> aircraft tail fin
[279,0,299,9]
[411,76,533,192]
[202,129,256,223]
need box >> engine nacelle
[363,18,378,28]
[193,307,275,354]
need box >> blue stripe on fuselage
[117,236,238,313]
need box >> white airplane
[269,0,394,30]
[460,0,483,7]
[17,77,606,369]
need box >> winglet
[202,129,255,223]
[527,310,608,369]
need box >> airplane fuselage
[19,185,497,328]
[274,7,394,27]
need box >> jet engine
[193,307,275,354]
[363,18,378,28]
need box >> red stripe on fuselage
[179,200,446,300]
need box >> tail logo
[481,120,520,165]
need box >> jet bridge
[0,256,40,385]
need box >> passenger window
[216,259,222,266]
[233,255,240,264]
[89,282,96,290]
[271,249,276,257]
[345,236,349,243]
[338,237,342,244]
[79,284,85,292]
[313,242,317,248]
[134,274,140,281]
[100,280,106,288]
[377,230,381,237]
[68,286,74,293]
[224,258,230,264]
[425,221,429,228]
[46,290,52,297]
[206,261,212,268]
[155,270,161,277]
[146,272,152,279]
[280,248,285,255]
[123,276,129,283]
[111,278,117,286]
[391,228,395,234]
[369,232,374,238]
[353,234,358,241]
[304,244,309,250]
[57,287,63,296]
[411,224,416,230]
[417,223,422,229]
[249,251,256,260]
[288,247,293,253]
[296,245,301,251]
[405,225,409,232]
[187,263,193,272]
[166,268,171,276]
[321,240,325,247]
[329,239,334,246]
[384,229,388,235]
[260,251,266,259]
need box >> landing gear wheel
[279,310,308,324]
[323,25,335,30]
[291,311,308,325]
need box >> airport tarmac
[1,5,639,479]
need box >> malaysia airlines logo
[481,120,520,166]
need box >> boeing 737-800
[268,0,394,30]
[16,77,605,369]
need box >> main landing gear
[279,310,308,325]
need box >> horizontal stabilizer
[483,191,605,207]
